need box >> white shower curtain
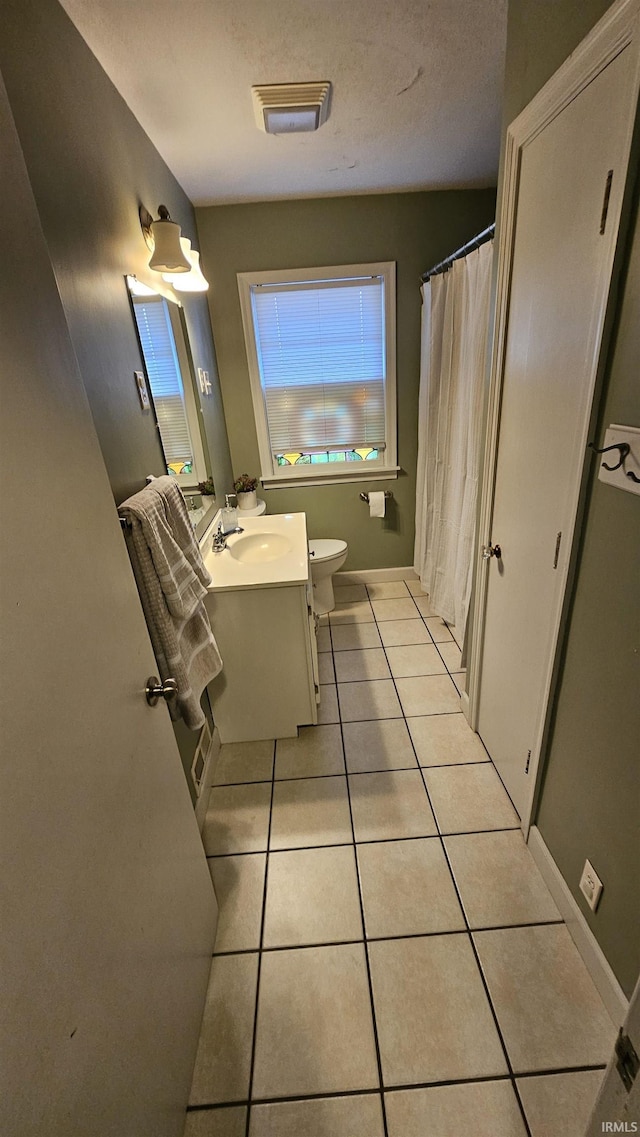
[414,239,493,641]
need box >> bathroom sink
[228,532,293,564]
[202,513,309,591]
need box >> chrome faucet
[212,521,244,551]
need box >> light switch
[596,424,640,496]
[134,370,150,411]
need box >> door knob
[482,543,502,560]
[145,676,178,706]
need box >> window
[237,262,397,487]
[131,294,207,488]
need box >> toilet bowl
[308,539,348,615]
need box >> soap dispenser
[221,493,238,531]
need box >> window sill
[261,466,401,490]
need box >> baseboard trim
[459,689,471,723]
[337,566,419,584]
[194,726,221,832]
[528,825,628,1025]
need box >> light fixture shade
[148,217,191,273]
[173,249,209,292]
[163,239,209,292]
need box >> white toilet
[308,539,348,615]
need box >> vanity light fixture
[139,204,191,273]
[163,238,210,292]
[252,81,331,134]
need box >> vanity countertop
[201,512,310,592]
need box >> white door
[587,977,640,1134]
[0,79,216,1136]
[475,44,637,821]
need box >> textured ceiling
[59,0,507,205]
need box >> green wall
[196,191,496,570]
[0,0,233,509]
[0,0,234,779]
[503,0,613,127]
[503,0,640,998]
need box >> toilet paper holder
[359,491,393,503]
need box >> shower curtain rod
[421,223,495,282]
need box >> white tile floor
[189,578,615,1137]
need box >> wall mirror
[126,275,217,529]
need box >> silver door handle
[145,676,178,706]
[482,543,502,560]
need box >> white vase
[237,490,258,510]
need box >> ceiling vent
[252,81,331,134]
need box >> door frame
[467,0,640,833]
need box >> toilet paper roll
[369,491,386,518]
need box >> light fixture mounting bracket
[139,204,172,251]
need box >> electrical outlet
[579,859,603,912]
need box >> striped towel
[119,476,222,730]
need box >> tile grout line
[187,1061,609,1115]
[380,1061,608,1091]
[243,739,277,1137]
[514,1063,608,1080]
[412,748,535,1137]
[465,933,535,1136]
[345,594,458,1124]
[317,701,466,723]
[367,589,533,1135]
[206,825,523,860]
[211,919,566,958]
[337,701,390,1137]
[414,766,535,1136]
[214,756,497,789]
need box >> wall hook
[588,441,630,471]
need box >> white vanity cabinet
[202,513,319,743]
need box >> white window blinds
[251,275,386,454]
[133,297,194,467]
